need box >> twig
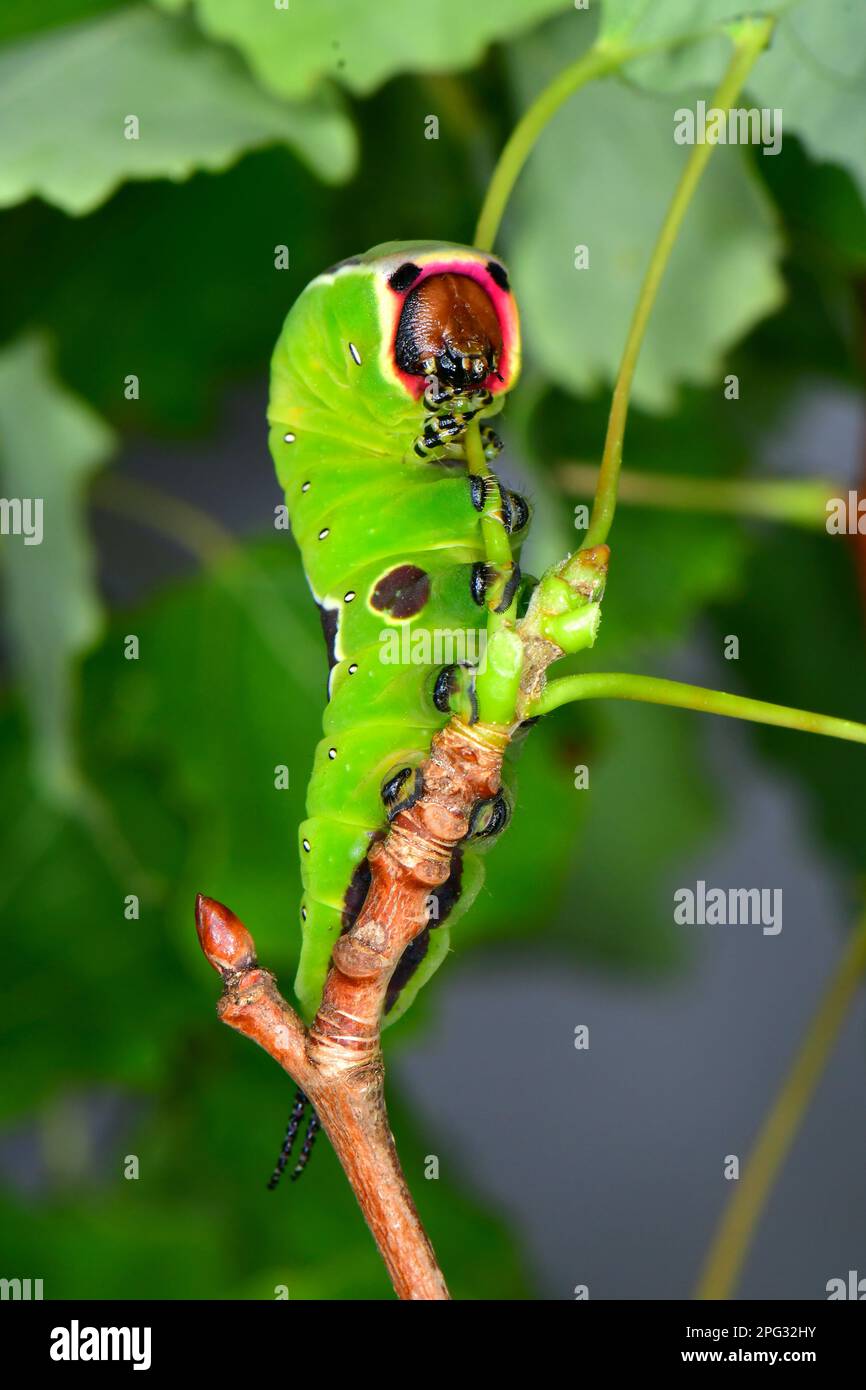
[559,462,843,531]
[196,717,509,1301]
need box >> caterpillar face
[395,272,504,390]
[371,243,520,404]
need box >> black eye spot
[486,261,510,291]
[370,564,430,618]
[389,261,422,292]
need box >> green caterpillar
[267,241,528,1025]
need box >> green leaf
[751,0,866,203]
[0,1065,529,1298]
[599,0,789,89]
[504,15,784,411]
[0,0,124,44]
[0,335,114,804]
[0,148,341,431]
[549,700,717,969]
[712,527,866,880]
[601,0,866,207]
[155,0,577,99]
[0,5,356,215]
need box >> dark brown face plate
[394,273,503,389]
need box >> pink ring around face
[385,256,520,401]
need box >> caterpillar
[267,241,528,1035]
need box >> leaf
[599,0,789,90]
[547,700,718,969]
[0,335,114,804]
[155,0,577,100]
[712,527,866,881]
[0,5,356,215]
[602,0,866,209]
[751,0,866,203]
[0,147,342,431]
[504,15,785,411]
[0,0,124,44]
[0,61,496,432]
[0,1063,530,1298]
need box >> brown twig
[196,545,606,1298]
[195,717,509,1301]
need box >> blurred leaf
[0,0,124,43]
[505,15,785,411]
[752,0,866,203]
[548,700,716,969]
[757,136,866,275]
[0,335,114,803]
[607,0,866,211]
[0,148,338,431]
[529,385,748,665]
[712,528,866,880]
[0,1057,529,1298]
[0,5,356,215]
[157,0,576,99]
[600,0,789,89]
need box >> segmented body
[268,241,524,1024]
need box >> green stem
[585,17,775,549]
[695,911,866,1300]
[473,20,745,253]
[529,672,866,746]
[474,46,626,252]
[561,464,842,530]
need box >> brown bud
[195,894,257,976]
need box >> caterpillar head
[395,272,503,391]
[363,243,521,402]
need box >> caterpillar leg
[290,1111,321,1182]
[481,424,502,459]
[267,1088,310,1190]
